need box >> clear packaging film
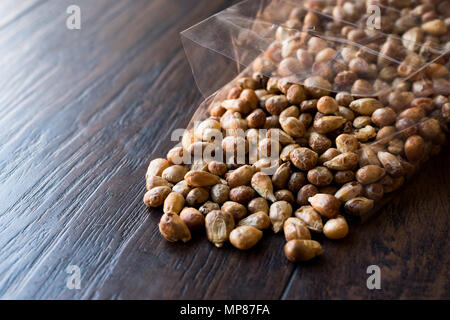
[177,0,449,221]
[148,0,449,231]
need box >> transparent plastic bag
[177,0,449,220]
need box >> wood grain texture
[0,0,448,300]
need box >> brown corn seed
[229,186,256,204]
[269,200,293,233]
[143,186,172,207]
[308,193,340,219]
[251,172,276,202]
[146,158,170,179]
[288,171,307,193]
[248,197,269,215]
[159,212,191,243]
[146,175,172,191]
[229,226,263,250]
[210,184,229,204]
[356,165,386,184]
[222,201,247,221]
[185,187,209,207]
[208,161,227,176]
[163,192,185,214]
[323,152,359,171]
[180,207,205,231]
[185,170,221,187]
[284,239,323,262]
[294,205,323,233]
[199,201,220,215]
[290,147,318,170]
[307,166,333,186]
[284,217,311,241]
[238,211,271,230]
[205,210,235,247]
[344,197,374,216]
[323,215,349,239]
[334,181,363,202]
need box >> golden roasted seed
[297,184,318,206]
[185,170,221,187]
[344,197,374,216]
[282,117,306,138]
[222,201,247,220]
[222,99,252,114]
[146,175,172,191]
[288,172,307,193]
[238,211,271,230]
[307,166,333,186]
[284,239,323,262]
[308,132,332,154]
[146,158,170,179]
[371,107,397,127]
[246,108,267,128]
[358,146,381,167]
[313,116,346,134]
[162,165,188,183]
[199,201,220,215]
[159,212,191,243]
[180,207,205,231]
[317,96,338,114]
[208,161,227,176]
[269,201,293,233]
[143,186,171,207]
[404,135,425,162]
[274,189,294,203]
[280,144,300,162]
[354,125,376,141]
[308,193,340,219]
[205,210,235,247]
[167,147,185,165]
[222,135,249,154]
[251,172,276,202]
[272,162,292,189]
[334,181,363,202]
[353,116,371,129]
[290,147,318,170]
[323,215,349,239]
[286,84,307,104]
[335,134,359,153]
[227,165,255,188]
[210,184,229,204]
[323,152,358,171]
[185,187,209,207]
[194,118,221,141]
[248,197,269,215]
[356,165,386,184]
[318,148,341,165]
[333,170,355,185]
[172,180,191,197]
[265,95,288,115]
[267,128,295,145]
[364,183,384,201]
[377,151,404,178]
[294,206,323,232]
[163,192,185,214]
[229,186,256,203]
[284,217,311,241]
[349,98,382,116]
[229,226,263,250]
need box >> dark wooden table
[0,0,448,300]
